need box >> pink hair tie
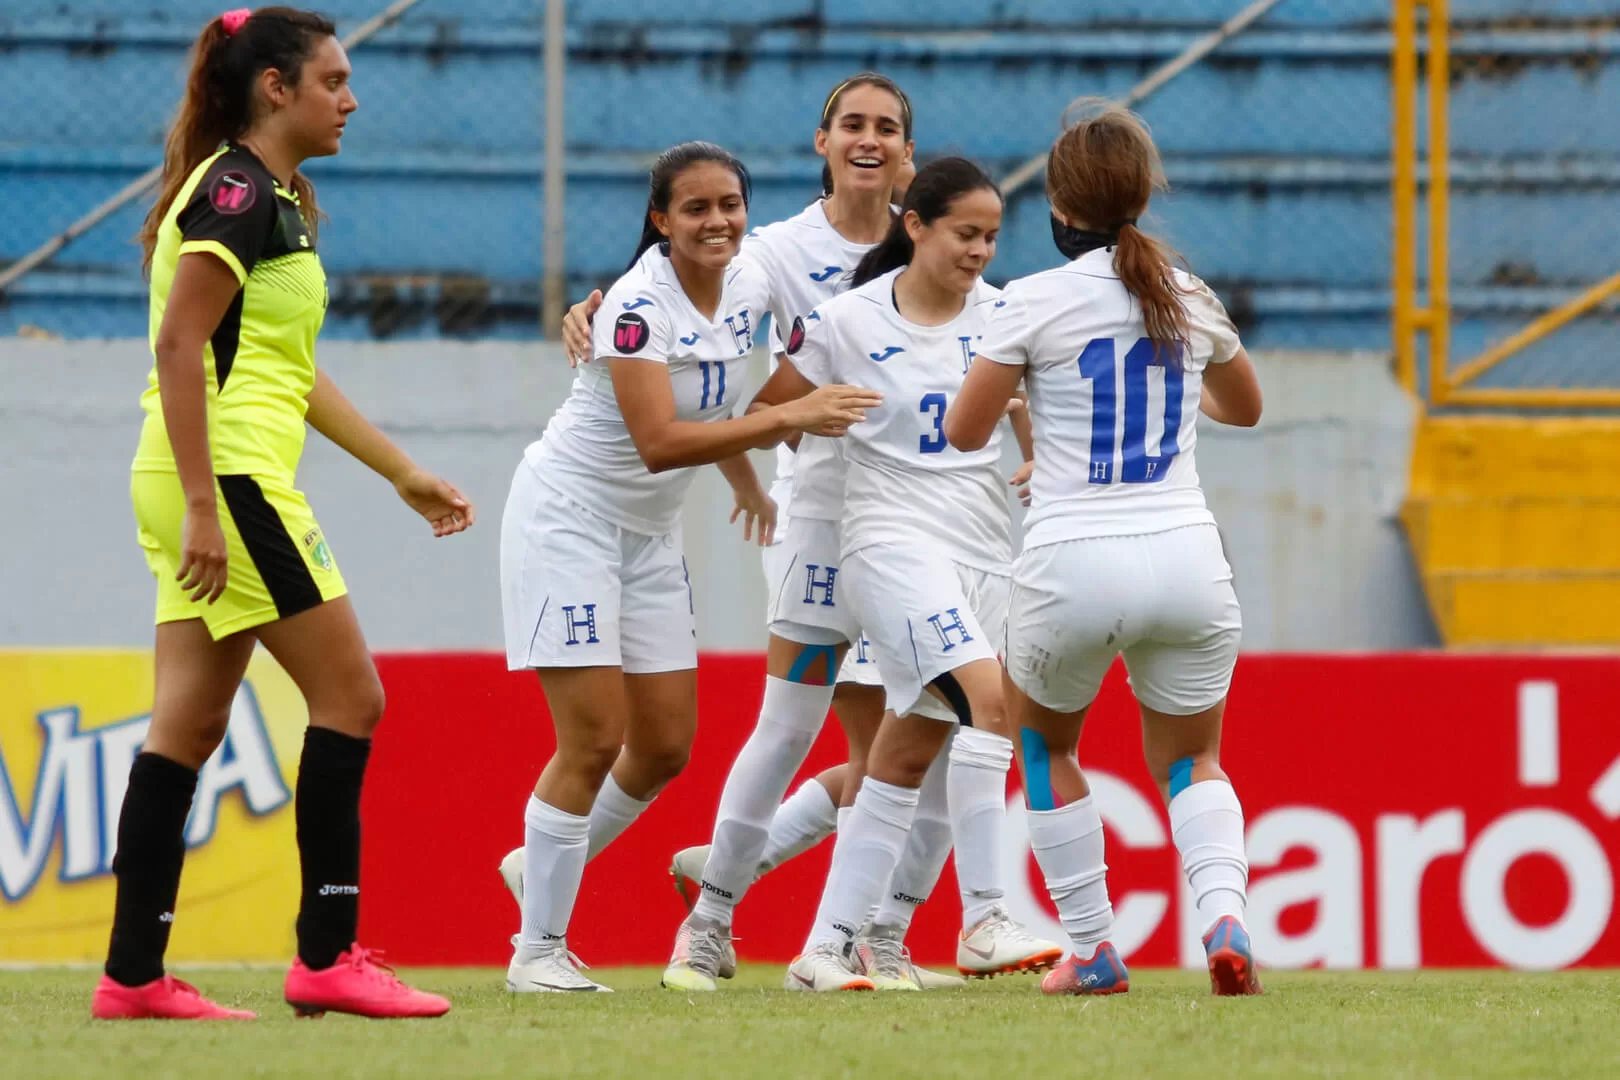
[221,8,252,36]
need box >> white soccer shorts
[760,513,882,687]
[842,541,1009,722]
[501,460,696,674]
[1005,523,1242,715]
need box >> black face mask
[1051,214,1117,260]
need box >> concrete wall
[0,340,1435,651]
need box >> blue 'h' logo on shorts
[803,564,838,607]
[562,604,600,645]
[928,609,973,651]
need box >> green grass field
[5,966,1619,1078]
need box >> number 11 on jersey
[1077,337,1184,485]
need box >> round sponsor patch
[786,315,806,355]
[209,170,258,215]
[614,311,651,354]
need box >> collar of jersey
[223,141,297,203]
[1066,246,1120,279]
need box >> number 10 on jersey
[1077,336,1184,485]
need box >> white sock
[1170,779,1249,933]
[874,739,953,932]
[586,773,652,861]
[805,779,919,950]
[948,726,1014,927]
[693,677,831,926]
[1027,794,1113,954]
[757,778,838,874]
[518,796,589,959]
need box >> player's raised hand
[783,384,884,437]
[177,505,229,604]
[562,290,604,367]
[395,468,475,537]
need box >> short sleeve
[174,162,278,285]
[782,307,833,386]
[977,289,1036,368]
[738,233,792,356]
[594,291,675,364]
[1184,278,1242,365]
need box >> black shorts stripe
[217,475,323,619]
[930,670,974,727]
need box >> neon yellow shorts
[132,470,348,640]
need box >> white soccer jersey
[978,246,1243,548]
[742,199,879,521]
[525,245,771,536]
[786,269,1012,573]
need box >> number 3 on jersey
[1077,337,1183,484]
[919,392,947,453]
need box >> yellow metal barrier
[1391,0,1620,409]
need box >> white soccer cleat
[661,917,734,993]
[667,845,737,978]
[499,846,524,907]
[913,964,968,990]
[784,942,874,992]
[956,905,1065,978]
[506,936,611,993]
[851,925,921,991]
[669,845,709,913]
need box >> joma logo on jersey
[0,685,289,902]
[621,297,653,312]
[808,266,842,282]
[725,309,753,354]
[561,604,600,646]
[868,346,905,363]
[679,331,701,346]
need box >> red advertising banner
[358,653,1620,970]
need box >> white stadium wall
[0,340,1434,651]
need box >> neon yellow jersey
[133,144,328,481]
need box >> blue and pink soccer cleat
[1039,941,1130,996]
[1203,915,1263,996]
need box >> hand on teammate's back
[783,384,884,437]
[562,290,605,367]
[1009,460,1034,507]
[177,506,230,604]
[394,468,476,537]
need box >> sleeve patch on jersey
[786,315,807,355]
[614,311,651,353]
[209,171,259,216]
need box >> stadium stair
[1401,414,1620,647]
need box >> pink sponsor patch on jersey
[786,315,806,355]
[614,312,650,353]
[209,171,258,215]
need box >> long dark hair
[1047,99,1190,356]
[851,157,1000,286]
[139,7,336,269]
[628,142,753,271]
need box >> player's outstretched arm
[945,354,1024,452]
[305,369,475,537]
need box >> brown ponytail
[139,7,336,270]
[1046,99,1190,357]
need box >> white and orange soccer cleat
[506,936,611,994]
[956,906,1064,978]
[668,845,709,912]
[784,943,875,992]
[853,924,963,990]
[661,917,731,993]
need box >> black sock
[105,752,199,987]
[295,726,372,970]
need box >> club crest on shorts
[614,311,651,353]
[786,315,807,355]
[209,171,257,215]
[302,529,333,572]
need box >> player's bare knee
[633,737,693,787]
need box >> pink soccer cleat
[284,944,451,1018]
[91,974,256,1020]
[1040,942,1130,996]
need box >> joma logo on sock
[318,884,360,897]
[832,922,857,940]
[891,891,927,906]
[700,881,734,900]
